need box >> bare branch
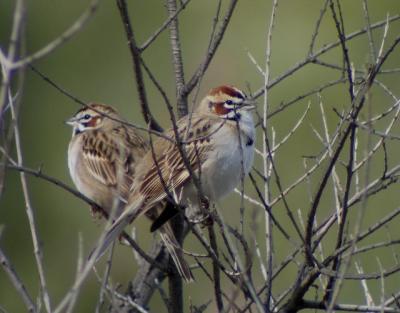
[262,0,279,309]
[139,0,192,51]
[5,0,101,71]
[8,84,52,313]
[362,0,377,61]
[5,163,169,273]
[301,299,400,313]
[185,0,239,95]
[252,14,400,99]
[166,0,187,118]
[116,0,163,131]
[0,247,36,313]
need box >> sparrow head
[66,103,120,135]
[197,85,255,121]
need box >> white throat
[236,110,255,144]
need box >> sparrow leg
[200,196,210,211]
[188,197,213,227]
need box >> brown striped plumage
[67,103,194,282]
[68,104,147,215]
[96,86,256,274]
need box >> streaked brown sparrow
[95,86,256,267]
[66,103,193,282]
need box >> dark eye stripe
[234,91,245,100]
[81,116,100,128]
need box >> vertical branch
[323,1,357,305]
[362,0,377,61]
[329,0,355,102]
[308,0,330,56]
[208,224,224,312]
[186,0,222,118]
[263,0,279,310]
[95,242,115,313]
[0,0,25,195]
[0,0,24,114]
[10,93,52,312]
[164,1,190,312]
[319,96,343,225]
[167,215,183,313]
[66,234,84,313]
[166,0,187,118]
[1,1,51,312]
[305,0,364,267]
[116,0,163,132]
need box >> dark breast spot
[127,154,134,164]
[246,137,254,146]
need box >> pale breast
[68,135,111,208]
[68,136,83,190]
[200,115,255,201]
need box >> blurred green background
[1,0,400,312]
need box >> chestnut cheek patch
[213,102,230,116]
[88,116,101,127]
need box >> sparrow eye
[83,114,91,120]
[226,100,234,105]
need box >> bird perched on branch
[66,103,193,282]
[95,85,256,271]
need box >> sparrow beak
[241,99,257,111]
[65,117,78,126]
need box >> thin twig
[262,0,279,309]
[5,163,169,272]
[139,0,192,51]
[308,0,330,55]
[184,0,239,95]
[301,299,400,313]
[29,65,87,106]
[166,0,187,118]
[116,0,162,131]
[95,242,115,313]
[0,0,25,193]
[362,0,377,61]
[252,15,400,99]
[0,247,36,312]
[5,0,101,70]
[9,90,52,312]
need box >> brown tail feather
[159,222,194,283]
[92,196,145,262]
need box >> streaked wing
[82,133,118,187]
[139,114,221,206]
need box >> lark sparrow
[96,85,256,264]
[66,103,194,282]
